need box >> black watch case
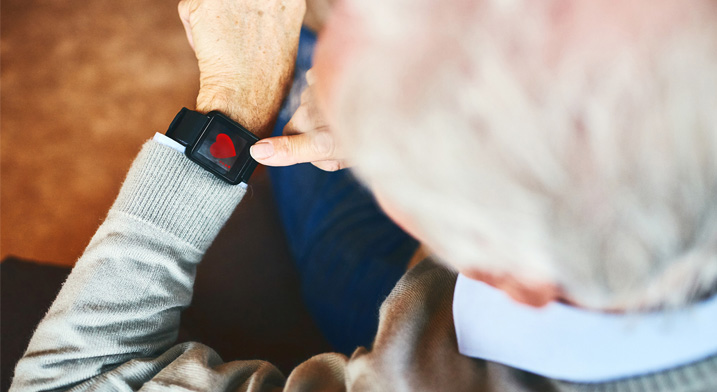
[185,111,259,185]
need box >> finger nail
[250,142,274,160]
[305,69,316,85]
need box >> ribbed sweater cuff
[110,139,246,252]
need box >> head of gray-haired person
[311,0,717,312]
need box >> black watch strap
[165,108,210,147]
[164,107,260,185]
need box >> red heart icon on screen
[210,133,236,159]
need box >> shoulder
[344,259,487,391]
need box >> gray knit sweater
[10,141,717,391]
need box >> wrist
[196,83,280,138]
[195,87,248,127]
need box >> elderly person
[11,0,717,391]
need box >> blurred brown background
[1,0,199,266]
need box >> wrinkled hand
[249,70,347,171]
[178,0,305,135]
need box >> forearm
[11,0,303,387]
[11,141,245,391]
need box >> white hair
[330,0,717,310]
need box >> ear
[462,269,561,308]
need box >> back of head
[330,0,717,310]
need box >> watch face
[188,114,258,184]
[196,122,246,174]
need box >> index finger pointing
[250,131,337,167]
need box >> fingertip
[250,141,274,161]
[305,69,316,85]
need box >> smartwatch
[165,108,259,185]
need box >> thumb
[250,131,337,167]
[177,1,196,51]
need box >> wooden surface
[1,0,198,266]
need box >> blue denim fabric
[268,28,419,355]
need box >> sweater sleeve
[10,140,247,391]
